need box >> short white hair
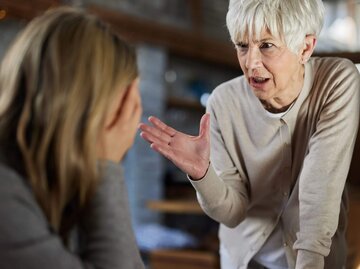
[226,0,325,53]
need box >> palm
[139,114,210,179]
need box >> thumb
[199,113,210,140]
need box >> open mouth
[252,77,269,83]
[250,76,270,87]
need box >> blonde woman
[0,7,144,269]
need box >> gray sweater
[190,57,360,269]
[0,160,144,269]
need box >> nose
[245,47,262,70]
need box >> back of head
[0,6,138,235]
[226,0,325,53]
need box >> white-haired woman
[0,7,143,269]
[139,0,360,268]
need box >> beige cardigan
[191,57,360,269]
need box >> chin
[252,89,272,101]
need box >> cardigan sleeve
[78,160,144,269]
[0,161,144,269]
[293,60,360,268]
[189,94,250,228]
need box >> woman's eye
[260,42,274,49]
[236,42,248,49]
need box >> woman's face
[236,29,304,107]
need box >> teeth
[253,77,266,83]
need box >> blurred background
[0,0,359,268]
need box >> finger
[140,130,169,147]
[138,122,148,131]
[199,113,210,139]
[138,122,172,145]
[139,131,153,144]
[148,116,177,137]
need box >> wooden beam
[0,0,59,21]
[188,0,203,33]
[87,5,239,69]
[2,2,358,66]
[87,5,360,67]
[314,51,360,63]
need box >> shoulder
[210,76,245,100]
[0,163,31,197]
[309,57,359,99]
[0,162,42,212]
[310,57,359,84]
[0,163,48,244]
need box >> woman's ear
[299,34,317,64]
[104,84,128,130]
[105,78,139,129]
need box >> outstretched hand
[139,114,210,180]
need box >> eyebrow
[254,38,274,43]
[237,38,274,45]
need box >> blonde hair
[226,0,325,53]
[0,6,138,237]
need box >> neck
[261,100,294,113]
[261,65,305,113]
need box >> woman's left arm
[294,61,360,268]
[79,161,144,269]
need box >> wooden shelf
[147,199,203,215]
[150,249,219,269]
[167,97,205,112]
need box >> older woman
[139,0,360,268]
